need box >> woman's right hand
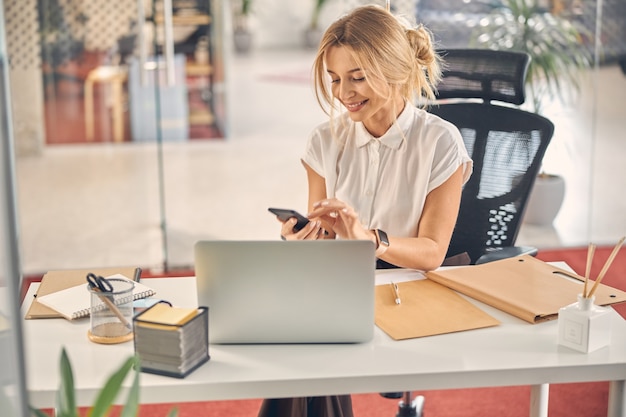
[280,217,326,240]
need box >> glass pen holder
[557,294,612,353]
[87,278,134,344]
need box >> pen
[92,287,132,329]
[391,281,401,305]
[87,273,132,329]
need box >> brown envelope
[24,266,141,319]
[426,255,626,323]
[375,279,500,340]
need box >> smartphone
[268,207,310,231]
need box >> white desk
[22,272,626,417]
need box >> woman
[261,4,472,417]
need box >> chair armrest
[475,246,538,265]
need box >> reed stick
[583,243,595,298]
[587,236,625,298]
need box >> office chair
[383,49,555,416]
[435,48,555,266]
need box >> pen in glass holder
[86,273,134,344]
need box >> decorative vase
[558,294,612,353]
[234,28,252,54]
[304,27,323,49]
[523,173,566,226]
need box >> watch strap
[373,229,389,257]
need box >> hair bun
[406,26,436,67]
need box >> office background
[0,0,625,415]
[0,0,623,276]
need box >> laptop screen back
[194,240,375,344]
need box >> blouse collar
[355,103,412,150]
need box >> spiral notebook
[25,266,142,319]
[35,274,156,320]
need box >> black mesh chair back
[435,48,529,105]
[430,49,555,264]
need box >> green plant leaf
[241,0,251,15]
[310,0,330,28]
[88,356,136,417]
[470,0,592,113]
[119,357,141,417]
[31,351,178,417]
[30,407,51,417]
[57,348,78,417]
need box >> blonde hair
[312,5,441,116]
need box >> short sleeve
[302,128,325,177]
[427,119,473,193]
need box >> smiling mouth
[344,100,367,112]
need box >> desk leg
[608,380,626,417]
[529,383,549,417]
[112,78,124,143]
[84,79,95,141]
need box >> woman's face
[325,45,400,137]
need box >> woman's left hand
[308,198,374,242]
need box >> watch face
[378,229,389,246]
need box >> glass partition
[6,0,226,277]
[417,0,626,246]
[0,2,29,415]
[3,0,625,277]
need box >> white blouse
[302,104,472,238]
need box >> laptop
[194,240,376,344]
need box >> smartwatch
[373,229,389,257]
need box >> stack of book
[133,302,209,378]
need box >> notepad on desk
[375,278,500,340]
[134,302,198,330]
[133,303,210,378]
[25,266,142,319]
[35,274,156,320]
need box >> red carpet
[36,246,624,417]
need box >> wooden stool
[84,66,127,143]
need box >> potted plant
[471,0,592,114]
[470,0,592,226]
[31,348,178,417]
[233,0,253,54]
[304,0,332,49]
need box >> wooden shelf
[154,14,211,26]
[186,62,212,76]
[189,110,214,125]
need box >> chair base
[381,392,425,417]
[396,393,425,417]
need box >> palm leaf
[88,356,137,417]
[471,0,592,113]
[119,357,142,417]
[57,348,79,417]
[31,350,178,417]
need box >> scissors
[86,272,131,329]
[86,273,113,293]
